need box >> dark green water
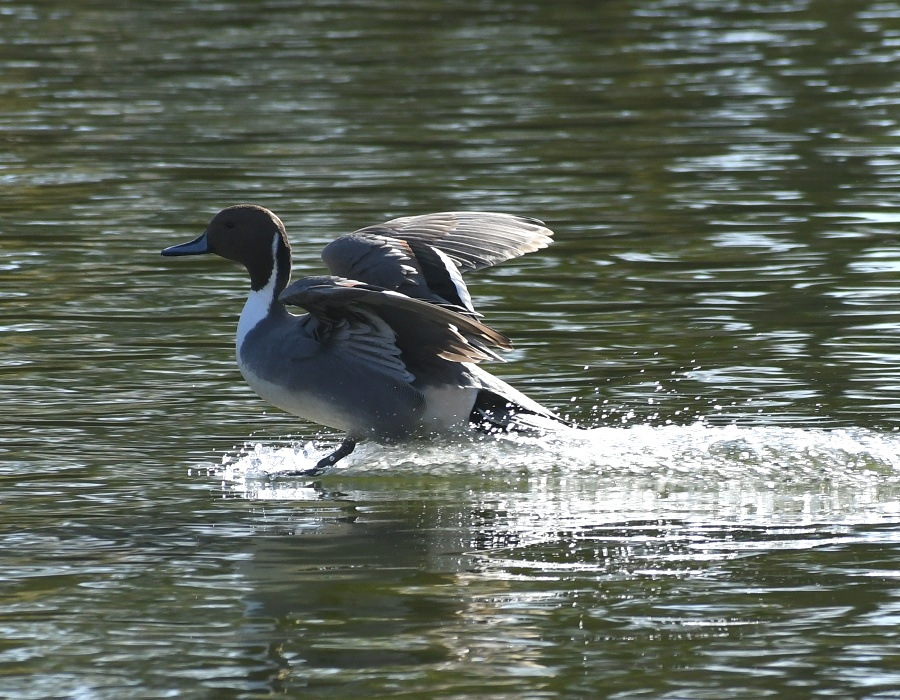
[3,1,900,697]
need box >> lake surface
[3,0,900,697]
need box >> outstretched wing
[321,212,553,313]
[279,275,511,381]
[352,211,554,272]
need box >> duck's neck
[237,235,292,349]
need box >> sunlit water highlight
[220,423,900,530]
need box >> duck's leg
[280,438,357,477]
[312,437,357,473]
[271,438,357,479]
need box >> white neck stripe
[236,235,281,351]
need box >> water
[3,0,900,697]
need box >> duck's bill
[161,232,210,256]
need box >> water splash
[216,423,900,526]
[221,422,900,477]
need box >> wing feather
[321,211,553,312]
[352,211,554,272]
[279,276,511,382]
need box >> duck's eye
[225,220,236,229]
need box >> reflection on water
[3,0,900,697]
[210,424,900,696]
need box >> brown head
[162,205,292,292]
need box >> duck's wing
[279,276,511,381]
[352,211,554,272]
[321,212,554,312]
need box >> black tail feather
[469,390,572,434]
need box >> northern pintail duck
[162,205,566,474]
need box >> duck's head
[162,205,292,291]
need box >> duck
[161,204,567,474]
